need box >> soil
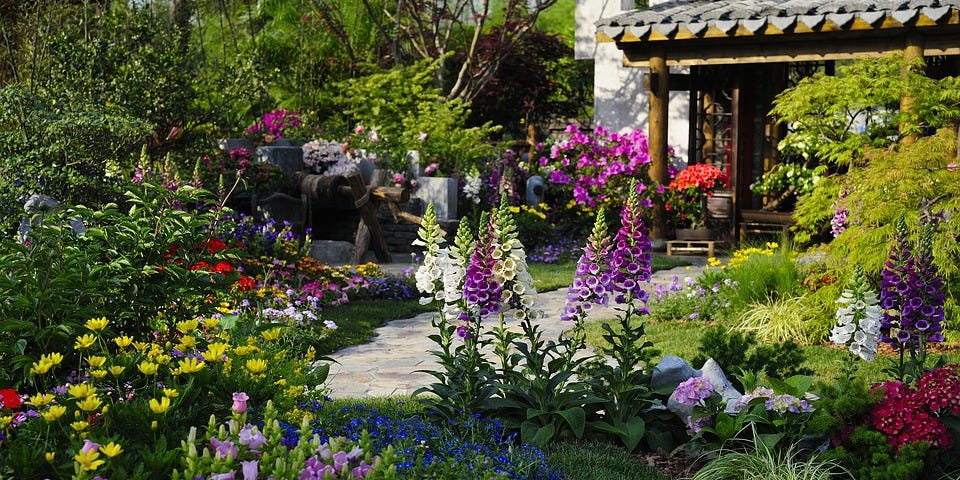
[637,451,708,479]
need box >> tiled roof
[596,0,960,42]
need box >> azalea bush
[537,125,656,216]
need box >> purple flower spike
[462,216,503,320]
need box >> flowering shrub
[648,275,738,322]
[538,125,656,208]
[302,138,356,176]
[666,163,729,229]
[246,108,302,142]
[750,162,823,198]
[675,375,818,453]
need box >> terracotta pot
[675,228,713,241]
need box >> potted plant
[666,163,730,240]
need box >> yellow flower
[85,316,109,331]
[74,448,105,472]
[138,361,159,376]
[42,405,67,421]
[27,393,55,408]
[261,327,282,341]
[202,317,221,329]
[202,343,229,362]
[274,378,287,386]
[74,333,97,350]
[162,388,179,398]
[90,369,107,379]
[176,319,199,334]
[68,383,96,399]
[149,396,171,414]
[100,442,123,458]
[233,346,254,356]
[70,420,90,432]
[76,395,103,412]
[115,336,133,348]
[154,354,172,365]
[179,336,197,349]
[45,452,55,462]
[151,420,158,429]
[30,360,53,375]
[177,357,205,374]
[87,356,107,368]
[245,358,268,374]
[133,341,150,352]
[0,415,12,428]
[43,352,64,365]
[108,365,126,376]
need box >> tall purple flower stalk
[463,214,502,319]
[879,215,946,350]
[609,184,653,306]
[561,209,615,322]
[561,181,653,321]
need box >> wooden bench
[666,240,724,257]
[739,210,794,243]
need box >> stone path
[325,256,709,398]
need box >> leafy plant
[692,427,849,480]
[692,326,812,392]
[737,295,817,345]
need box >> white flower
[831,271,881,362]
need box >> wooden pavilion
[595,0,960,240]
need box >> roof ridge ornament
[858,10,887,27]
[920,5,952,23]
[769,15,797,32]
[891,7,920,25]
[741,18,768,34]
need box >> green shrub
[692,326,812,391]
[737,295,817,345]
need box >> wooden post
[900,34,923,144]
[648,49,669,239]
[346,171,392,263]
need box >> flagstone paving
[324,256,709,398]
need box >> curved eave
[597,9,960,66]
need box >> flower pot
[675,228,713,241]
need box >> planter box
[416,177,458,220]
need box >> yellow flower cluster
[507,203,549,220]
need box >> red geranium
[666,163,729,229]
[0,388,21,410]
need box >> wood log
[347,171,391,263]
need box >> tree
[312,0,558,102]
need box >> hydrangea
[302,139,355,176]
[829,265,881,361]
[764,394,813,414]
[673,377,715,406]
[869,368,960,452]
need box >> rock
[525,175,545,207]
[309,240,355,264]
[657,356,744,419]
[651,355,696,390]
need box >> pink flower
[81,439,100,454]
[241,460,259,480]
[232,392,249,414]
[392,173,405,184]
[418,132,428,141]
[674,377,715,405]
[947,162,958,172]
[354,124,365,134]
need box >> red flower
[867,370,960,452]
[188,261,211,271]
[212,261,235,274]
[0,388,21,410]
[233,276,257,292]
[204,238,226,254]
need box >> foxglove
[561,209,614,322]
[830,265,881,361]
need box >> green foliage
[0,85,152,226]
[822,425,931,480]
[330,58,500,175]
[545,440,669,480]
[692,430,849,480]
[736,295,817,345]
[692,326,812,391]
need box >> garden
[2,1,960,479]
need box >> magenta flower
[232,392,249,414]
[609,184,653,305]
[462,217,502,319]
[239,424,267,450]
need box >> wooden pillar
[900,34,923,144]
[648,49,669,239]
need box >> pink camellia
[232,392,249,414]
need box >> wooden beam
[620,28,960,66]
[643,72,692,91]
[648,48,669,240]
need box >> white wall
[575,0,690,164]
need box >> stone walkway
[324,256,709,398]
